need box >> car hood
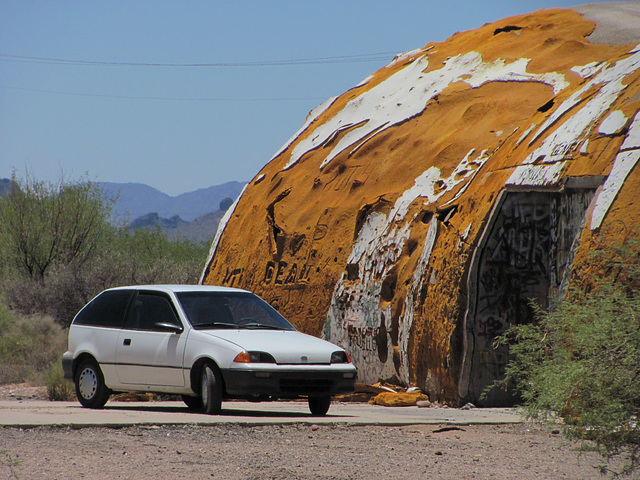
[200,329,341,364]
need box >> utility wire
[0,52,396,67]
[0,51,397,101]
[0,84,327,102]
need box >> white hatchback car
[62,285,356,415]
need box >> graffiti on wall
[469,189,595,404]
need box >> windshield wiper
[241,323,285,330]
[195,322,238,329]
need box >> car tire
[308,395,331,416]
[181,394,204,411]
[75,359,110,409]
[200,364,223,414]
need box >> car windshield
[176,292,295,331]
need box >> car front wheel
[75,359,110,409]
[308,395,331,416]
[200,364,223,414]
[182,394,203,411]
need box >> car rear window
[72,290,134,328]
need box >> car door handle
[123,338,131,346]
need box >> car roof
[106,284,250,294]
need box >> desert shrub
[0,173,113,280]
[3,226,208,326]
[0,176,209,326]
[2,230,208,327]
[0,305,68,385]
[45,362,75,401]
[495,236,640,476]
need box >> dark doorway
[462,186,597,405]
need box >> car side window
[73,290,134,328]
[124,293,182,332]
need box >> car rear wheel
[308,395,331,416]
[75,359,110,409]
[200,364,223,414]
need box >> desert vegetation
[0,173,209,392]
[493,236,640,476]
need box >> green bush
[495,237,640,476]
[45,361,75,401]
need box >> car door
[115,291,187,387]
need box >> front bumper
[222,366,356,397]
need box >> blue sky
[0,1,619,195]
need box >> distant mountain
[0,178,243,243]
[0,178,16,196]
[129,213,189,231]
[128,210,226,243]
[99,181,245,222]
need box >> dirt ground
[0,423,628,480]
[0,384,631,480]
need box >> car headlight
[330,350,351,363]
[233,351,277,363]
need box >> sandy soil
[0,423,628,480]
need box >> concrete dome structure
[202,3,640,405]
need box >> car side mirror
[154,322,183,334]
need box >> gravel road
[0,422,627,479]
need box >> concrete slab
[0,400,524,428]
[574,1,640,45]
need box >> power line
[0,84,326,102]
[0,52,396,68]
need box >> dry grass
[0,305,68,385]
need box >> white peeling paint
[458,223,473,249]
[273,96,338,165]
[591,112,640,229]
[571,61,604,78]
[599,110,628,135]
[200,183,248,284]
[443,150,490,206]
[622,112,640,150]
[355,74,375,88]
[283,51,568,172]
[506,161,566,186]
[516,123,537,146]
[590,149,640,229]
[324,149,490,383]
[527,47,640,165]
[463,57,568,94]
[394,149,489,218]
[387,46,433,68]
[580,139,589,154]
[398,216,439,381]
